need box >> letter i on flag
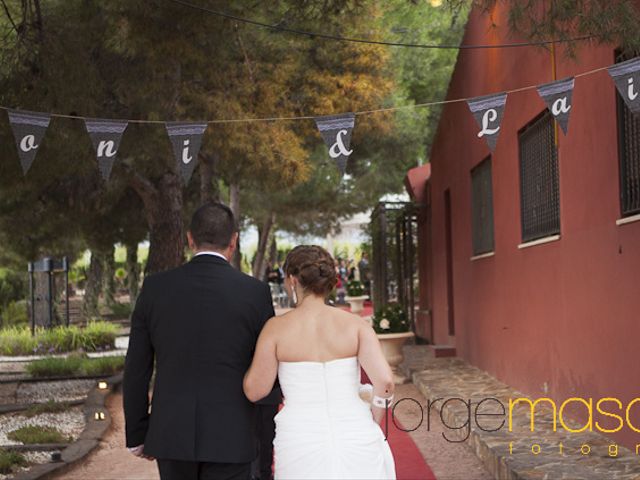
[166,122,208,185]
[536,77,574,135]
[7,110,51,174]
[608,57,640,114]
[314,113,356,175]
[84,119,128,180]
[467,93,507,152]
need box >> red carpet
[386,415,437,480]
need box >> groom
[123,202,279,480]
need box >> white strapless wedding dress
[273,356,396,479]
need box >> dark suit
[123,254,279,480]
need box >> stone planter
[376,331,414,384]
[345,295,368,313]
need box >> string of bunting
[3,57,640,183]
[168,0,596,51]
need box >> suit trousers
[157,459,251,480]
[250,403,278,480]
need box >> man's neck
[193,249,229,261]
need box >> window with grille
[616,56,640,217]
[518,111,560,243]
[471,156,494,255]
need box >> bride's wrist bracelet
[372,394,394,408]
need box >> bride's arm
[357,321,395,423]
[243,318,279,403]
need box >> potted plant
[372,303,414,384]
[344,280,368,313]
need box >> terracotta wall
[421,5,640,448]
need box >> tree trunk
[269,234,278,264]
[83,250,105,320]
[199,153,220,204]
[252,212,275,279]
[125,240,140,303]
[103,244,116,308]
[128,170,185,276]
[229,182,242,270]
[146,173,185,274]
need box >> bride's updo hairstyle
[283,245,337,296]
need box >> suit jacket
[123,254,280,463]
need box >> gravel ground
[0,451,57,480]
[16,379,96,403]
[0,406,85,446]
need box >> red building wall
[420,5,640,448]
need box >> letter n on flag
[84,119,128,180]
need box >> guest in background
[358,253,371,297]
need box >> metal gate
[370,202,420,330]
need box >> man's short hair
[189,202,237,250]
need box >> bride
[244,245,396,479]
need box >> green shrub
[372,303,410,334]
[1,300,28,327]
[109,302,133,319]
[0,269,26,310]
[27,355,125,378]
[27,356,84,377]
[346,280,365,297]
[0,321,118,356]
[0,449,26,474]
[82,355,125,376]
[23,399,71,418]
[7,425,71,444]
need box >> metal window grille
[519,111,560,243]
[471,156,495,255]
[617,91,640,216]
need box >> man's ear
[187,231,196,251]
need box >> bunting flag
[7,110,51,174]
[84,119,128,180]
[165,122,208,185]
[608,57,640,114]
[537,77,575,135]
[467,93,507,152]
[314,113,356,175]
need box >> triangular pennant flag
[165,122,208,185]
[7,110,51,174]
[314,113,356,175]
[84,119,128,180]
[608,57,640,114]
[467,93,507,152]
[537,77,575,135]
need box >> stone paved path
[50,391,158,480]
[394,382,493,480]
[56,383,490,480]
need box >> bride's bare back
[274,303,362,363]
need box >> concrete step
[402,346,640,480]
[426,344,457,358]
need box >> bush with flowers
[371,303,410,334]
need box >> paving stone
[401,345,640,480]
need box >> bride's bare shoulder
[331,306,368,326]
